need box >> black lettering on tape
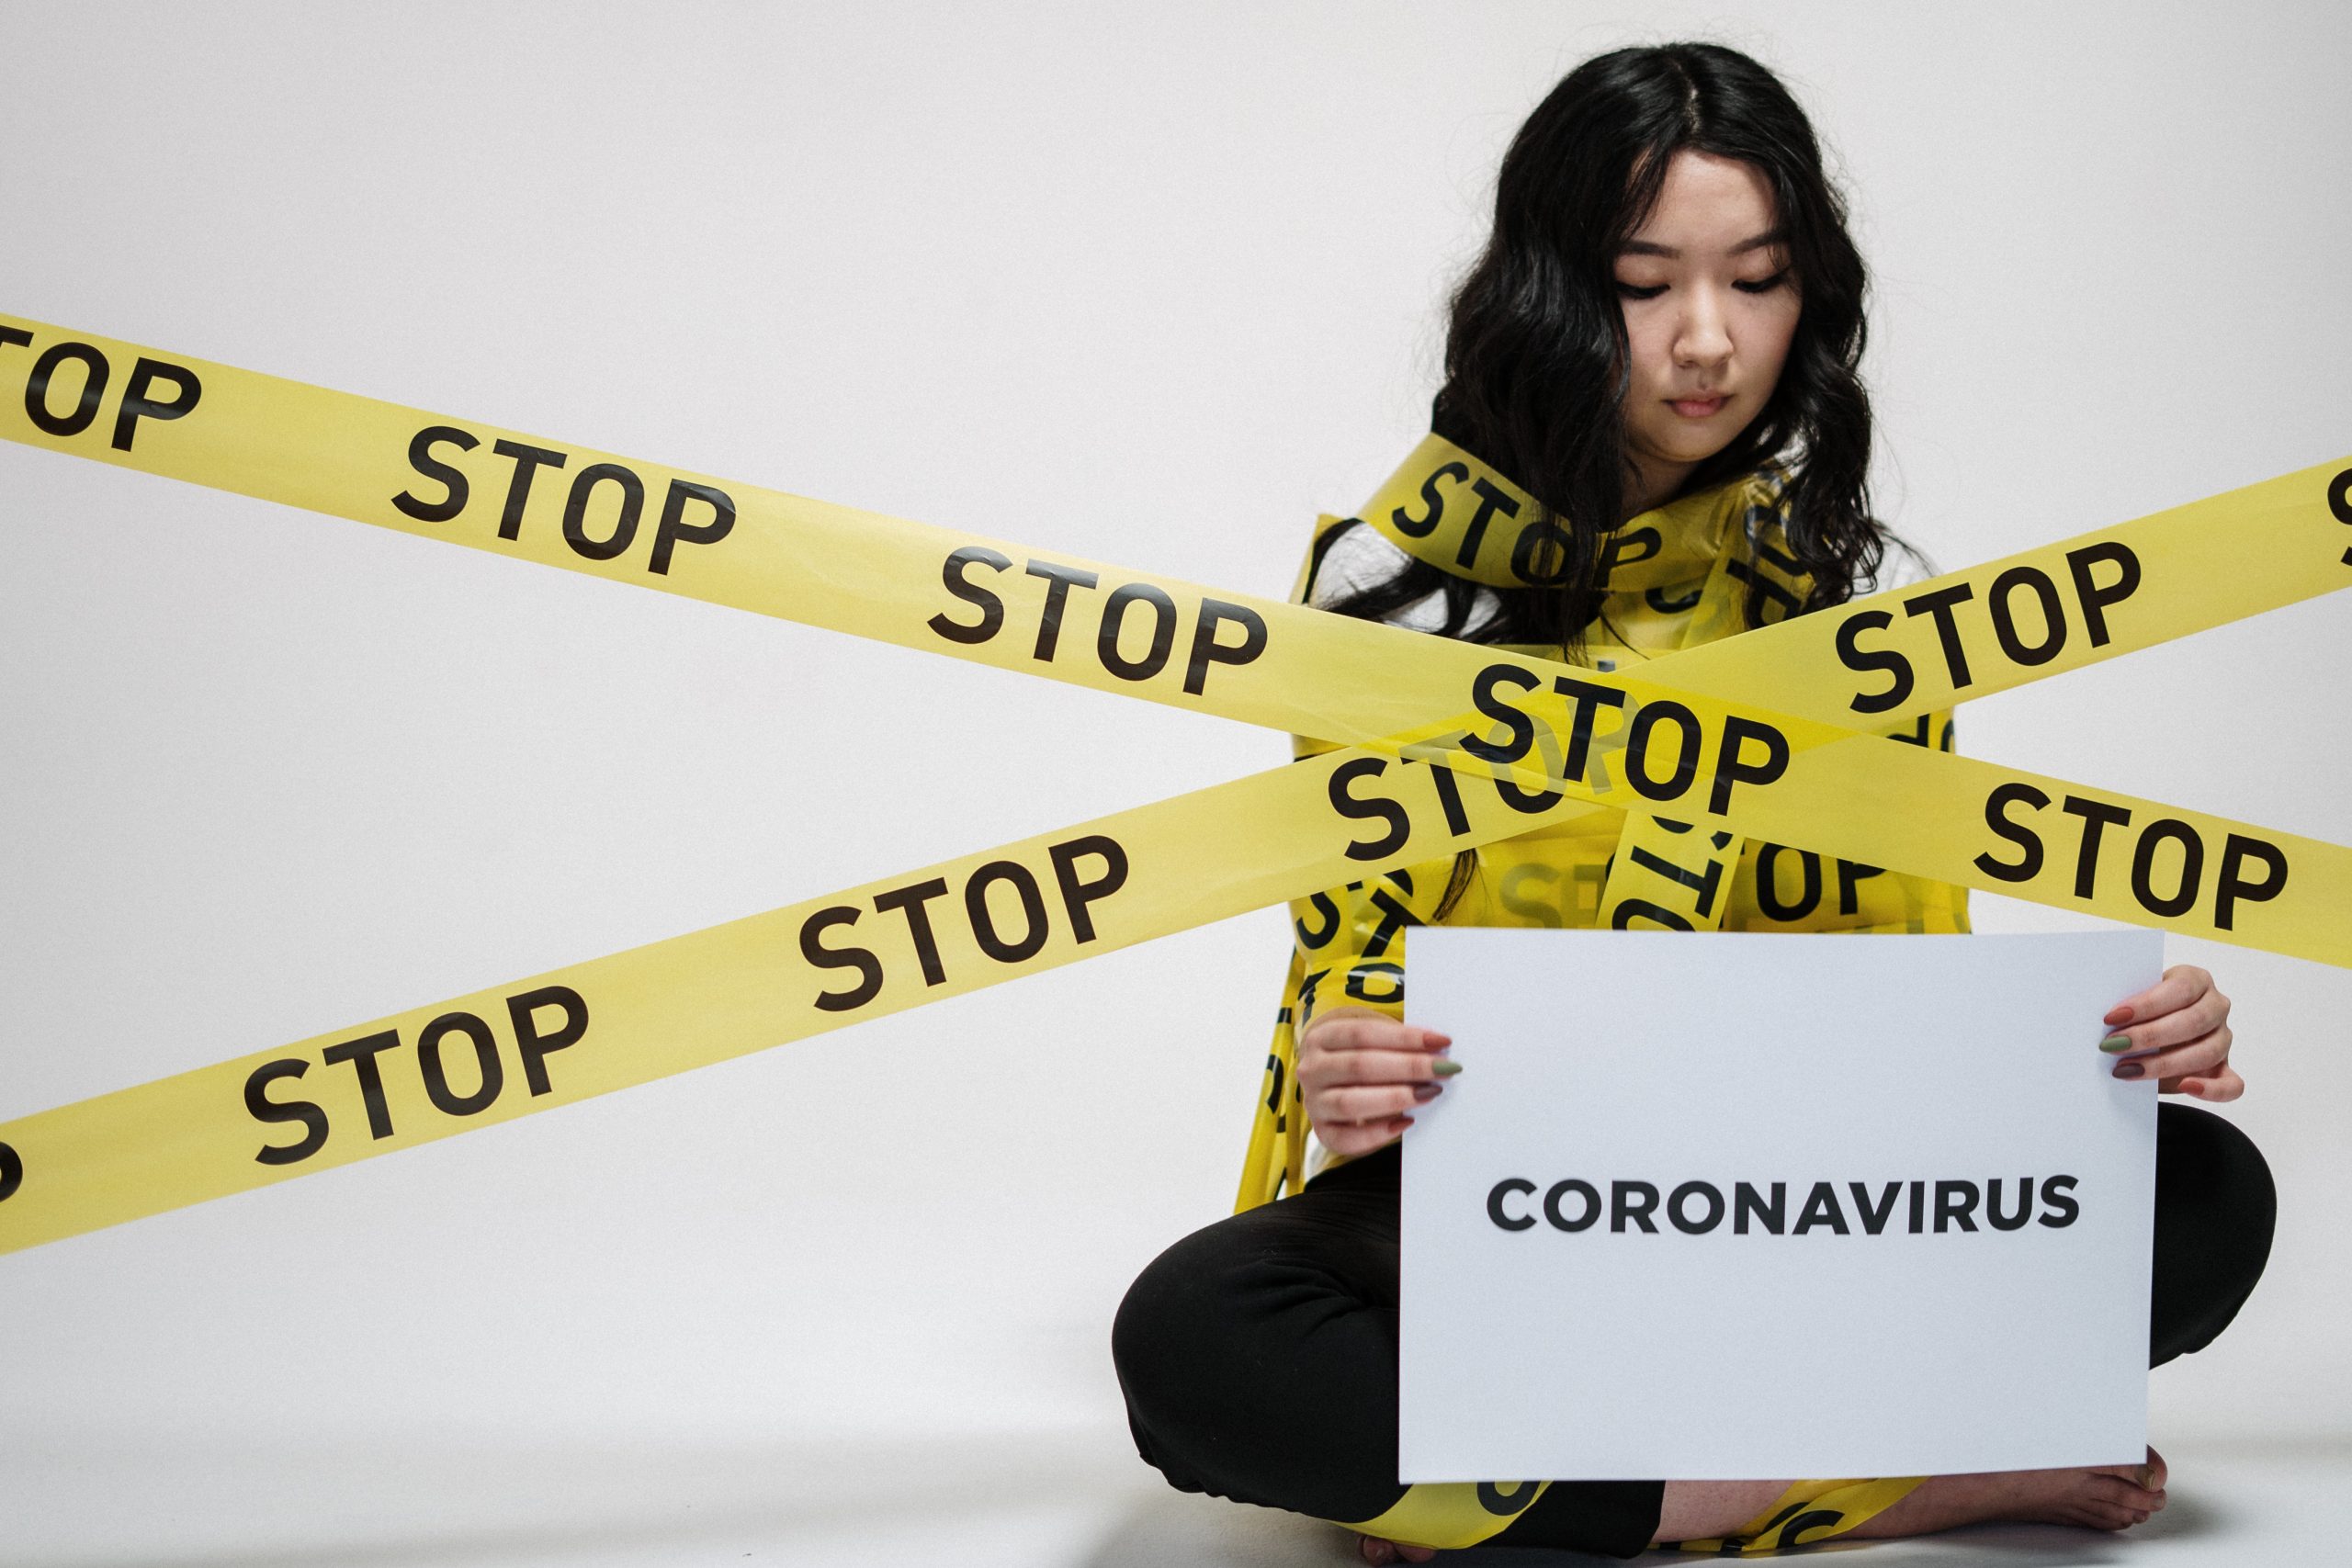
[1755,844,1822,922]
[2330,468,2352,563]
[491,439,567,539]
[873,877,952,986]
[2059,795,2132,898]
[965,860,1050,964]
[561,462,645,561]
[24,341,108,437]
[507,985,589,1095]
[1974,782,2050,883]
[2131,818,2205,918]
[245,1059,331,1165]
[0,1139,19,1201]
[1294,890,1341,948]
[1330,757,1411,862]
[1490,765,1563,815]
[322,1030,402,1140]
[1628,841,1724,919]
[2064,541,2141,646]
[0,325,28,360]
[1597,524,1660,581]
[1096,583,1178,682]
[1903,582,1977,689]
[392,425,481,523]
[1343,960,1403,1005]
[801,906,883,1012]
[1426,759,1472,836]
[1476,1482,1539,1519]
[1623,700,1701,803]
[1611,897,1693,931]
[2215,834,2289,931]
[1462,664,1539,765]
[1024,559,1099,661]
[1390,460,1467,538]
[1183,598,1266,695]
[1457,478,1521,570]
[1509,514,1574,586]
[1837,608,1912,714]
[1547,675,1629,782]
[1988,566,2067,667]
[1835,860,1883,917]
[1709,715,1789,816]
[1048,834,1128,942]
[111,356,202,451]
[416,1011,503,1117]
[927,547,1011,644]
[648,479,736,574]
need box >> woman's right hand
[1297,1006,1457,1157]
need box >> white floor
[7,1424,2345,1567]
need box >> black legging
[1112,1102,2276,1558]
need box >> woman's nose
[1673,288,1733,368]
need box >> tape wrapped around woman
[1112,42,2276,1561]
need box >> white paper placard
[1398,930,2161,1482]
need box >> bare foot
[1849,1447,2170,1538]
[1355,1532,1436,1564]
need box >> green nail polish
[2099,1033,2133,1053]
[1431,1058,1464,1077]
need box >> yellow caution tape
[0,739,1628,1254]
[1,313,2347,1253]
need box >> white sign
[1398,929,2161,1483]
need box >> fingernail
[2114,1061,2145,1079]
[1431,1058,1464,1077]
[2099,1033,2133,1053]
[1413,1083,1442,1101]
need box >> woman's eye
[1614,281,1668,300]
[1733,269,1792,294]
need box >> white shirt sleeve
[1308,522,1503,636]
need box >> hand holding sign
[2101,964,2239,1099]
[1295,1007,1456,1159]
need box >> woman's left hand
[2102,964,2242,1101]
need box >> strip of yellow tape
[0,315,2337,950]
[1,314,2346,1254]
[0,743,1608,1254]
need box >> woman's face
[1611,149,1802,513]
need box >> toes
[2089,1473,2165,1512]
[2064,1503,2138,1532]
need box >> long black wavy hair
[1320,41,1897,653]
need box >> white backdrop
[3,4,2346,1565]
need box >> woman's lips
[1669,395,1729,418]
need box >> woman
[1111,42,2276,1561]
